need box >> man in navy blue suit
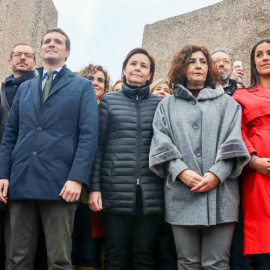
[0,28,99,270]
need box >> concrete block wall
[0,0,58,82]
[142,0,270,85]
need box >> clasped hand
[178,169,220,192]
[252,158,270,177]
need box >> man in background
[0,43,36,270]
[211,47,244,95]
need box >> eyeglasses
[12,52,35,59]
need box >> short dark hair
[10,43,36,60]
[41,28,70,51]
[121,48,155,84]
[249,39,270,89]
[79,64,111,92]
[169,45,220,88]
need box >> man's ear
[8,59,12,68]
[65,50,70,61]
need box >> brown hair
[41,28,70,51]
[169,45,219,88]
[122,48,155,85]
[249,39,270,89]
[110,79,123,92]
[79,64,111,92]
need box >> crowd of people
[0,27,269,270]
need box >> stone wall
[0,0,58,82]
[142,0,270,85]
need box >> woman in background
[150,79,172,98]
[150,78,176,269]
[72,64,110,270]
[79,64,110,103]
[110,79,123,92]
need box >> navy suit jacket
[0,66,99,201]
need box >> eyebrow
[43,38,63,43]
[90,76,104,80]
[190,58,206,60]
[131,60,148,65]
[256,50,270,53]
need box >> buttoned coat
[0,66,99,201]
[149,84,250,226]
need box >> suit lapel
[48,67,75,98]
[32,68,43,108]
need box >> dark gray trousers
[0,202,11,270]
[9,200,77,270]
[172,223,235,270]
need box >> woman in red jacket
[234,39,270,268]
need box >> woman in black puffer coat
[89,48,164,270]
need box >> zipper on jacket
[134,89,141,214]
[135,89,141,185]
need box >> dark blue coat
[0,66,99,201]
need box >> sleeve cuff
[249,154,258,169]
[89,183,101,192]
[208,159,234,183]
[247,145,257,155]
[167,158,188,183]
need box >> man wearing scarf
[0,43,36,140]
[0,43,36,270]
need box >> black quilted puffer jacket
[90,83,164,215]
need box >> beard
[219,72,230,82]
[12,61,29,74]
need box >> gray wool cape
[149,84,250,226]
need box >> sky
[52,0,222,84]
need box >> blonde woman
[150,79,172,98]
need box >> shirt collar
[42,66,63,80]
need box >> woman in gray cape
[149,45,250,270]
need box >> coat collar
[246,83,270,98]
[37,65,74,94]
[33,65,75,106]
[122,83,150,100]
[173,84,224,101]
